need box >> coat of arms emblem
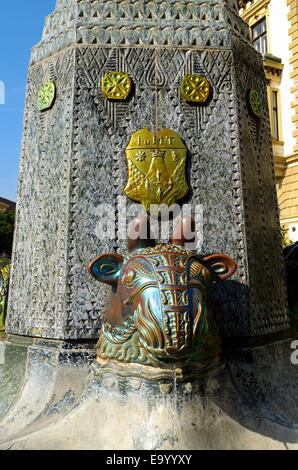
[124,128,189,212]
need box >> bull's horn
[127,216,156,252]
[171,216,196,247]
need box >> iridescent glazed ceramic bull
[0,257,11,332]
[89,217,237,367]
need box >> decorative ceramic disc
[102,72,131,100]
[248,88,263,117]
[37,81,56,111]
[181,75,211,103]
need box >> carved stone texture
[30,0,250,66]
[6,0,289,339]
[7,51,77,339]
[156,47,289,336]
[7,46,157,339]
[233,46,289,336]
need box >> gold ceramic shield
[124,128,189,212]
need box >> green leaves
[281,225,291,249]
[0,210,15,256]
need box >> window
[252,18,267,54]
[272,91,279,141]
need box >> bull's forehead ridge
[122,245,205,286]
[124,244,197,262]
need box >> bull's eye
[124,269,137,285]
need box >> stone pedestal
[6,0,289,341]
[0,335,297,450]
[1,0,296,451]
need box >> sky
[0,1,56,202]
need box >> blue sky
[0,1,56,202]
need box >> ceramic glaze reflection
[89,216,237,367]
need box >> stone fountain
[0,0,297,450]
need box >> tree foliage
[0,210,15,256]
[281,225,291,249]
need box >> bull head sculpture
[89,216,237,367]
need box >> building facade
[238,0,298,243]
[0,197,16,214]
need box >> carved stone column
[6,0,289,340]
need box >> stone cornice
[286,152,298,165]
[239,0,270,24]
[30,0,251,65]
[263,58,284,82]
[273,152,298,178]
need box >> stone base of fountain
[95,357,223,383]
[0,334,297,450]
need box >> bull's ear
[88,254,124,287]
[201,253,237,281]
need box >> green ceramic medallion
[37,81,56,111]
[248,88,263,118]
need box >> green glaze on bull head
[0,257,11,332]
[89,216,237,368]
